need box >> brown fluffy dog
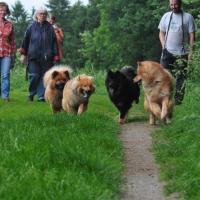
[44,66,72,113]
[134,61,174,125]
[62,74,95,114]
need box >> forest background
[9,0,200,72]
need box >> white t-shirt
[158,11,197,55]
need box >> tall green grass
[152,82,200,199]
[0,67,125,199]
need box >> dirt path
[119,122,177,200]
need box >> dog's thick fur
[134,61,174,125]
[105,66,140,124]
[44,66,72,113]
[62,74,95,114]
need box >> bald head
[170,0,182,13]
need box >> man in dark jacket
[19,7,59,102]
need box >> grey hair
[33,7,48,21]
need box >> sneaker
[3,98,9,102]
[28,96,33,102]
[38,99,45,102]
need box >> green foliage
[10,1,29,48]
[80,0,169,69]
[152,83,200,199]
[187,14,200,83]
[45,0,70,29]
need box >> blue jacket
[20,21,59,62]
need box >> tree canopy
[9,0,200,70]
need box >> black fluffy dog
[105,66,140,124]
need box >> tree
[45,0,70,30]
[64,1,88,67]
[10,0,29,48]
[81,0,169,69]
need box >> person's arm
[10,24,15,57]
[55,28,64,43]
[189,32,195,50]
[52,28,60,63]
[159,31,166,49]
[18,25,31,55]
[188,32,195,59]
[18,25,32,64]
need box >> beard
[173,9,181,13]
[172,7,182,13]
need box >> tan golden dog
[62,74,95,114]
[44,66,72,113]
[134,61,174,125]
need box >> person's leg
[174,57,188,105]
[27,60,40,101]
[1,57,11,100]
[37,77,45,101]
[37,60,53,101]
[0,58,2,96]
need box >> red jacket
[0,19,15,57]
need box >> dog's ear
[115,70,122,76]
[52,71,59,79]
[64,70,70,80]
[107,69,113,75]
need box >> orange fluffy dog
[62,74,95,114]
[134,61,174,125]
[44,66,72,113]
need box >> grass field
[152,82,200,199]
[1,65,199,199]
[0,67,147,200]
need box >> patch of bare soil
[119,122,178,200]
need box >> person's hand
[10,55,15,69]
[20,55,27,65]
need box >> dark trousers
[160,53,188,104]
[28,59,53,100]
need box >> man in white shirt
[158,0,197,105]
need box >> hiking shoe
[37,98,45,102]
[28,96,34,102]
[3,98,9,102]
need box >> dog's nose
[82,90,92,98]
[56,83,65,90]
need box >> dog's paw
[119,118,125,124]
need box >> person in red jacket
[49,15,64,61]
[0,2,15,102]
